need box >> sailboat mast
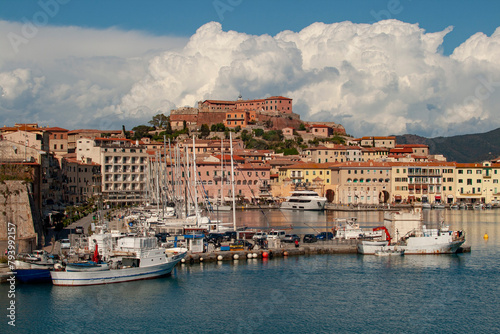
[193,136,200,226]
[220,139,224,208]
[230,132,236,231]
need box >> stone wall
[0,181,42,254]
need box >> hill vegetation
[395,128,500,163]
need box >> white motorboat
[50,236,187,286]
[280,190,327,211]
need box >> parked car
[60,239,71,249]
[252,232,268,240]
[205,233,224,243]
[75,226,84,234]
[316,232,334,240]
[283,234,301,243]
[267,230,286,240]
[303,234,317,243]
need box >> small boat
[449,203,459,210]
[15,250,58,283]
[432,202,445,209]
[280,190,327,211]
[473,203,485,210]
[422,202,431,209]
[65,261,109,272]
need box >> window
[467,179,472,185]
[458,170,463,174]
[476,170,482,174]
[467,170,472,174]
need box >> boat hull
[280,199,326,211]
[357,240,389,255]
[51,260,181,286]
[16,269,52,283]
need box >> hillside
[395,128,500,163]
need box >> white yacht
[280,190,327,211]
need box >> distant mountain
[395,128,500,163]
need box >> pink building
[195,157,271,203]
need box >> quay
[180,241,471,264]
[182,240,358,264]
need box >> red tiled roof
[44,127,68,132]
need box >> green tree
[240,129,252,142]
[253,128,264,137]
[200,124,210,139]
[132,125,153,140]
[211,123,226,132]
[122,125,131,139]
[148,114,169,129]
[234,125,241,133]
[299,123,306,131]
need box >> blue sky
[0,0,499,137]
[1,0,498,54]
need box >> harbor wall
[0,180,43,254]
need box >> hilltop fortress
[169,95,346,135]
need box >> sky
[0,0,499,138]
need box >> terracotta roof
[266,96,292,100]
[395,144,428,148]
[309,124,330,128]
[68,129,121,134]
[44,127,68,132]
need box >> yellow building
[278,162,334,196]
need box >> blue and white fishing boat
[50,236,187,286]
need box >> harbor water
[1,209,499,334]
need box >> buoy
[233,254,239,260]
[181,258,186,263]
[283,251,289,256]
[247,253,253,259]
[484,233,489,240]
[262,252,269,258]
[217,255,223,261]
[199,257,204,262]
[252,253,258,258]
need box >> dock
[181,241,358,264]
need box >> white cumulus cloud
[1,19,500,137]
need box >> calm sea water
[2,210,499,334]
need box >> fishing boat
[50,236,187,286]
[14,250,58,283]
[357,210,465,255]
[280,190,327,211]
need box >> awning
[435,195,441,200]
